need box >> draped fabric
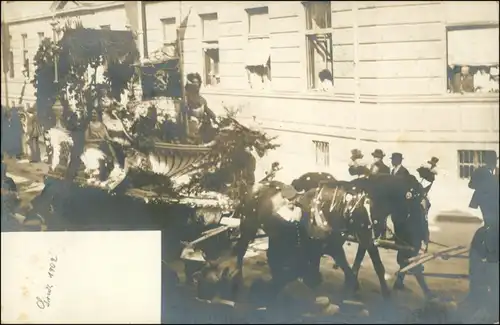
[245,38,270,67]
[447,27,500,66]
[59,28,139,65]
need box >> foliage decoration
[179,108,280,203]
[31,23,139,127]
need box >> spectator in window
[318,69,333,91]
[474,66,491,93]
[451,65,474,93]
[490,65,499,92]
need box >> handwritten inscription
[36,256,58,310]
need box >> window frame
[21,33,29,78]
[313,140,330,168]
[160,17,177,47]
[302,1,334,91]
[457,149,496,179]
[445,23,500,95]
[37,32,45,45]
[200,13,220,87]
[245,6,272,90]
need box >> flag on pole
[2,20,11,74]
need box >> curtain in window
[245,37,270,66]
[447,27,499,66]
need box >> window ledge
[360,93,500,104]
[202,88,355,102]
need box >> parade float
[31,24,279,241]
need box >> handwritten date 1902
[48,256,57,278]
[36,256,58,310]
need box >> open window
[304,1,333,91]
[447,25,499,94]
[200,13,220,87]
[245,7,271,90]
[160,17,177,58]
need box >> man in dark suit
[370,149,390,175]
[390,152,410,176]
[451,65,475,93]
[468,151,498,228]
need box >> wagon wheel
[467,225,499,318]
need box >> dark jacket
[451,73,474,93]
[468,166,499,217]
[391,165,410,177]
[371,160,390,175]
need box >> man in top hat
[348,149,370,178]
[467,151,499,302]
[370,149,390,175]
[416,157,439,242]
[468,151,499,228]
[417,157,439,195]
[390,152,410,177]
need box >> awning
[245,38,270,66]
[447,27,499,66]
[59,28,139,64]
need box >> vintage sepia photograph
[1,0,499,323]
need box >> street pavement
[3,159,482,322]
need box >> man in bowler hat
[390,152,410,176]
[370,149,390,175]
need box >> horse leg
[351,245,367,278]
[233,215,259,273]
[365,243,391,299]
[327,236,359,296]
[302,238,324,289]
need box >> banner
[140,59,182,100]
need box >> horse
[296,179,392,299]
[196,169,392,304]
[346,173,434,298]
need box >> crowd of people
[447,64,500,93]
[1,103,45,164]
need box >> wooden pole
[178,1,185,106]
[177,1,188,140]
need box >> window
[161,17,176,45]
[9,50,14,78]
[100,25,111,30]
[21,33,29,78]
[313,140,330,167]
[457,150,496,179]
[447,25,499,94]
[304,1,333,91]
[200,13,220,87]
[8,35,14,78]
[245,7,271,90]
[160,17,177,57]
[37,32,45,44]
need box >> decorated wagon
[30,25,279,258]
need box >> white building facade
[2,1,499,198]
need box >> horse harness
[309,184,371,238]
